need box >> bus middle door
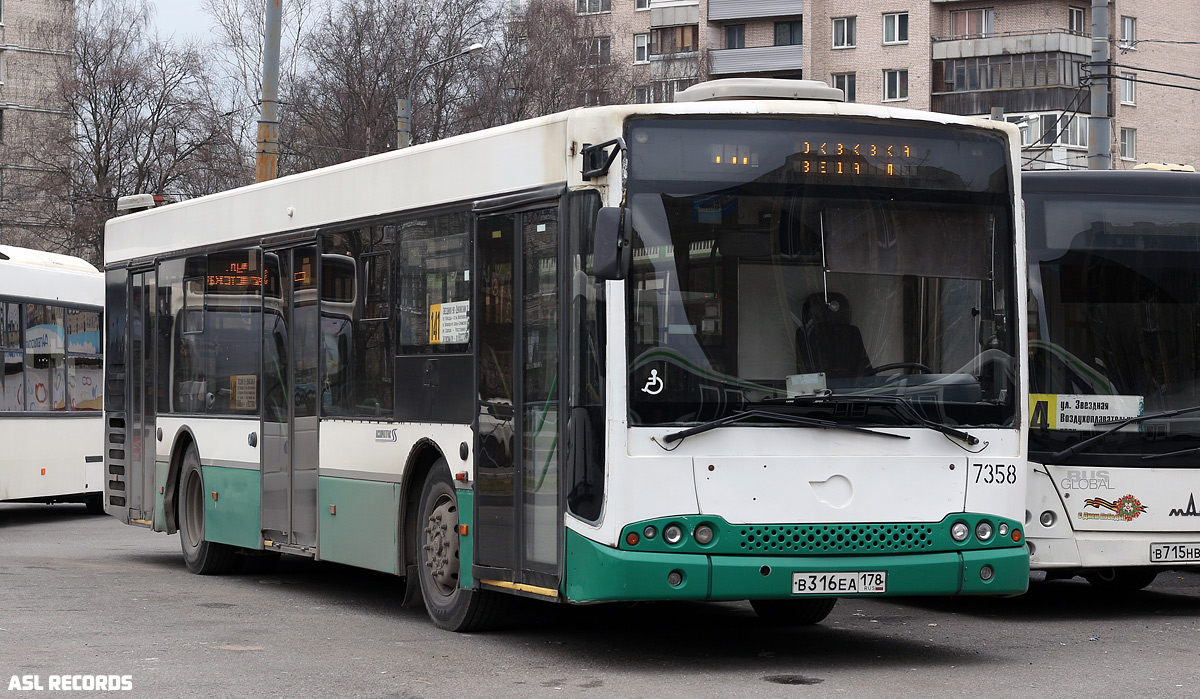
[261,245,320,550]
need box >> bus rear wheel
[750,598,838,625]
[415,461,506,632]
[178,445,236,575]
[1083,567,1159,593]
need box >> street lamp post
[397,42,485,149]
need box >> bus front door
[261,245,320,550]
[475,207,562,590]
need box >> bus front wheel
[177,445,236,575]
[415,461,506,632]
[750,598,838,625]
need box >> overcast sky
[150,0,213,41]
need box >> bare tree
[464,0,635,131]
[32,0,247,263]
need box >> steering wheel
[866,361,933,376]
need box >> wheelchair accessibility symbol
[641,369,664,395]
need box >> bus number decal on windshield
[975,463,1018,485]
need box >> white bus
[0,245,104,513]
[104,79,1030,631]
[1025,169,1200,591]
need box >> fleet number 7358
[975,463,1018,484]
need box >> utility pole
[255,0,283,182]
[1088,0,1111,170]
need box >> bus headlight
[975,521,994,542]
[998,523,1009,537]
[694,524,714,545]
[951,521,970,542]
[663,524,684,545]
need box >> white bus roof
[0,245,103,307]
[105,95,1018,266]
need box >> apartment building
[565,0,1200,169]
[0,0,74,249]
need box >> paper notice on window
[231,375,258,411]
[429,301,470,344]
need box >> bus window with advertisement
[103,79,1029,632]
[1024,169,1200,591]
[0,245,104,511]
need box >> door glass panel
[522,209,559,567]
[476,214,516,570]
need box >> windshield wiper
[661,408,910,445]
[1049,404,1200,462]
[762,395,980,446]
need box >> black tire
[84,492,105,516]
[178,444,237,575]
[1084,567,1159,593]
[750,598,838,626]
[416,461,507,631]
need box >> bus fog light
[694,524,714,545]
[667,570,684,587]
[1039,511,1057,527]
[975,521,994,541]
[998,523,1009,537]
[663,524,684,545]
[643,525,658,540]
[980,565,995,581]
[951,522,970,542]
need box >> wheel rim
[422,492,460,597]
[183,469,203,549]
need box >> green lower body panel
[318,477,400,574]
[456,487,474,589]
[153,461,169,532]
[564,528,1029,603]
[201,466,262,550]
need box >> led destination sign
[633,117,1008,193]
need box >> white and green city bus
[104,79,1030,631]
[1,245,104,512]
[1024,168,1200,591]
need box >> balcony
[709,44,804,76]
[932,29,1089,60]
[650,0,698,28]
[709,0,803,22]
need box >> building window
[653,79,696,103]
[634,86,651,104]
[938,53,1085,92]
[1120,72,1136,104]
[1069,6,1086,34]
[950,9,994,39]
[577,37,611,66]
[634,33,649,63]
[774,20,802,46]
[1120,127,1136,160]
[884,13,908,44]
[833,17,856,49]
[636,0,650,9]
[726,25,746,50]
[1120,16,1136,49]
[650,25,698,56]
[832,73,856,102]
[576,0,610,14]
[884,69,908,101]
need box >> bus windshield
[624,117,1017,428]
[1027,188,1200,461]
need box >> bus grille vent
[738,523,937,554]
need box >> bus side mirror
[593,206,630,280]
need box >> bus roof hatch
[674,78,845,104]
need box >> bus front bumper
[563,528,1029,603]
